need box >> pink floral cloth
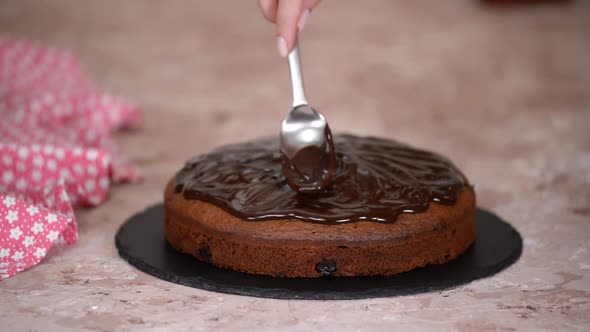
[0,35,141,279]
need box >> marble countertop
[1,0,589,331]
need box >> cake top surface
[174,134,468,224]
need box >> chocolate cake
[164,134,476,277]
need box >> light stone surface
[1,0,589,331]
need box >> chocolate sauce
[281,125,337,194]
[175,134,468,224]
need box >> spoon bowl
[280,104,328,159]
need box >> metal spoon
[280,37,336,194]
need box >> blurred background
[0,0,588,209]
[1,2,590,330]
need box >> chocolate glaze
[281,125,337,194]
[175,134,468,224]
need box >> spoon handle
[287,37,308,107]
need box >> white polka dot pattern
[0,35,142,280]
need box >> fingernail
[277,36,288,58]
[298,9,310,31]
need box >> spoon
[280,37,336,194]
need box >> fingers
[303,0,321,11]
[259,0,322,57]
[276,0,304,57]
[298,0,321,31]
[258,0,278,23]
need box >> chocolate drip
[175,134,468,224]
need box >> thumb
[276,0,304,57]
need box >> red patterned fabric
[0,35,141,279]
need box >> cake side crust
[164,180,476,277]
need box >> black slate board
[115,204,522,300]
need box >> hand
[258,0,322,57]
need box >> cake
[164,134,476,278]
